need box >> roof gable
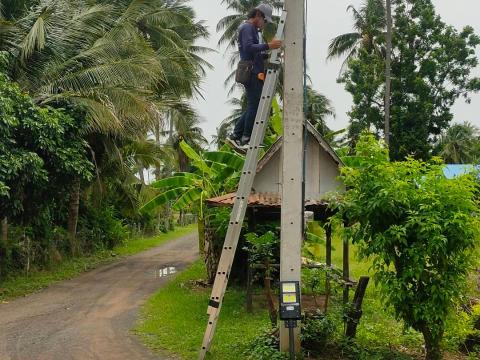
[256,121,343,173]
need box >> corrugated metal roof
[206,192,328,208]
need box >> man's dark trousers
[233,74,264,141]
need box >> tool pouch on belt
[235,60,254,86]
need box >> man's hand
[268,39,282,50]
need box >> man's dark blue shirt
[238,22,269,75]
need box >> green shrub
[302,268,326,296]
[462,305,480,354]
[339,339,413,360]
[245,329,287,360]
[301,312,336,353]
[336,133,480,360]
[77,205,127,251]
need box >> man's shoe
[240,136,250,145]
[226,137,246,153]
[238,143,249,152]
[242,137,266,147]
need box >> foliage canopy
[336,133,480,359]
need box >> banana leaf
[140,187,187,213]
[151,175,198,189]
[180,140,213,176]
[172,187,203,211]
[204,151,244,171]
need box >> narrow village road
[0,232,198,360]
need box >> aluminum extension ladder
[198,10,287,360]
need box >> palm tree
[166,109,208,172]
[85,135,174,225]
[437,122,480,164]
[5,0,209,135]
[306,86,336,136]
[2,0,209,238]
[0,0,37,19]
[217,0,282,51]
[327,0,386,70]
[212,95,247,149]
[212,121,233,150]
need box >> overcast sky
[189,0,480,144]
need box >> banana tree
[141,140,244,254]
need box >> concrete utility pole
[384,0,393,147]
[280,0,305,352]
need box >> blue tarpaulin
[443,164,479,179]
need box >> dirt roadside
[0,232,198,360]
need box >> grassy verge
[136,226,478,360]
[0,224,197,302]
[135,260,270,360]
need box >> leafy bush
[462,304,480,354]
[302,268,326,296]
[77,205,127,252]
[304,221,326,261]
[244,231,280,265]
[336,133,480,360]
[301,311,336,353]
[244,329,287,360]
[0,70,93,277]
[339,338,413,360]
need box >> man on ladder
[227,3,282,151]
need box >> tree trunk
[169,114,174,141]
[154,120,161,180]
[246,262,253,313]
[164,204,171,232]
[198,217,205,256]
[1,217,7,242]
[325,224,332,312]
[384,0,393,147]
[178,210,184,226]
[343,236,350,306]
[138,164,146,184]
[0,217,7,276]
[178,149,188,173]
[264,260,278,327]
[67,178,81,256]
[204,225,217,284]
[420,325,443,360]
[345,276,370,338]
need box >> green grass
[0,225,197,302]
[324,227,477,358]
[114,224,197,256]
[327,231,424,355]
[135,225,478,360]
[135,260,270,360]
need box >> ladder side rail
[200,70,280,359]
[207,10,287,306]
[208,69,280,305]
[199,11,287,359]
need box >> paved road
[0,232,198,360]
